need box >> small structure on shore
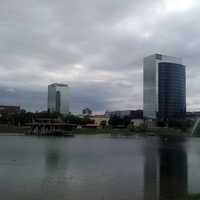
[90,115,110,127]
[28,118,77,136]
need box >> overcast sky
[0,0,199,113]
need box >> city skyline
[0,53,194,115]
[0,0,200,113]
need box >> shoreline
[0,132,26,136]
[0,126,195,137]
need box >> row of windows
[159,91,185,95]
[159,96,186,100]
[159,79,185,83]
[158,62,186,119]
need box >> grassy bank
[70,127,190,136]
[143,127,190,136]
[70,128,135,135]
[0,125,191,137]
[0,125,28,134]
[177,194,200,200]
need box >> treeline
[64,115,94,125]
[158,119,194,132]
[0,111,34,126]
[0,111,94,126]
[108,116,132,128]
[0,111,133,128]
[108,115,194,131]
[0,110,194,132]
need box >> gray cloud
[0,0,199,113]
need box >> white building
[48,83,70,115]
[143,54,186,120]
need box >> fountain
[191,118,200,136]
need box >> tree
[168,119,194,132]
[34,111,62,119]
[123,116,131,127]
[109,116,131,128]
[100,120,107,128]
[65,114,81,124]
[108,116,122,127]
[64,115,94,125]
[80,116,94,125]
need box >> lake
[0,135,199,200]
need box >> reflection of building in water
[144,139,188,200]
[160,145,188,199]
[144,145,160,200]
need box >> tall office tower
[143,54,186,120]
[48,83,70,115]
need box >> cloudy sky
[0,0,199,113]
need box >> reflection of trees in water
[144,138,188,200]
[44,141,67,173]
[46,149,61,171]
[41,144,69,199]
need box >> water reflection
[144,137,188,200]
[0,135,198,200]
[144,140,160,200]
[46,148,61,171]
[44,138,69,173]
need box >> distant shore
[70,127,192,137]
[0,125,28,134]
[177,194,200,200]
[0,125,193,137]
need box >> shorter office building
[48,83,70,115]
[0,105,20,115]
[105,110,143,119]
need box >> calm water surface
[0,135,200,200]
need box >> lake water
[0,135,200,200]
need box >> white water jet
[191,118,200,136]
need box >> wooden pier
[27,119,77,137]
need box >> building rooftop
[0,105,20,107]
[91,115,108,118]
[144,53,182,64]
[49,83,68,87]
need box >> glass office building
[143,54,186,120]
[48,83,70,115]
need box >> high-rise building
[143,54,186,120]
[48,83,70,115]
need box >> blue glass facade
[158,62,186,120]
